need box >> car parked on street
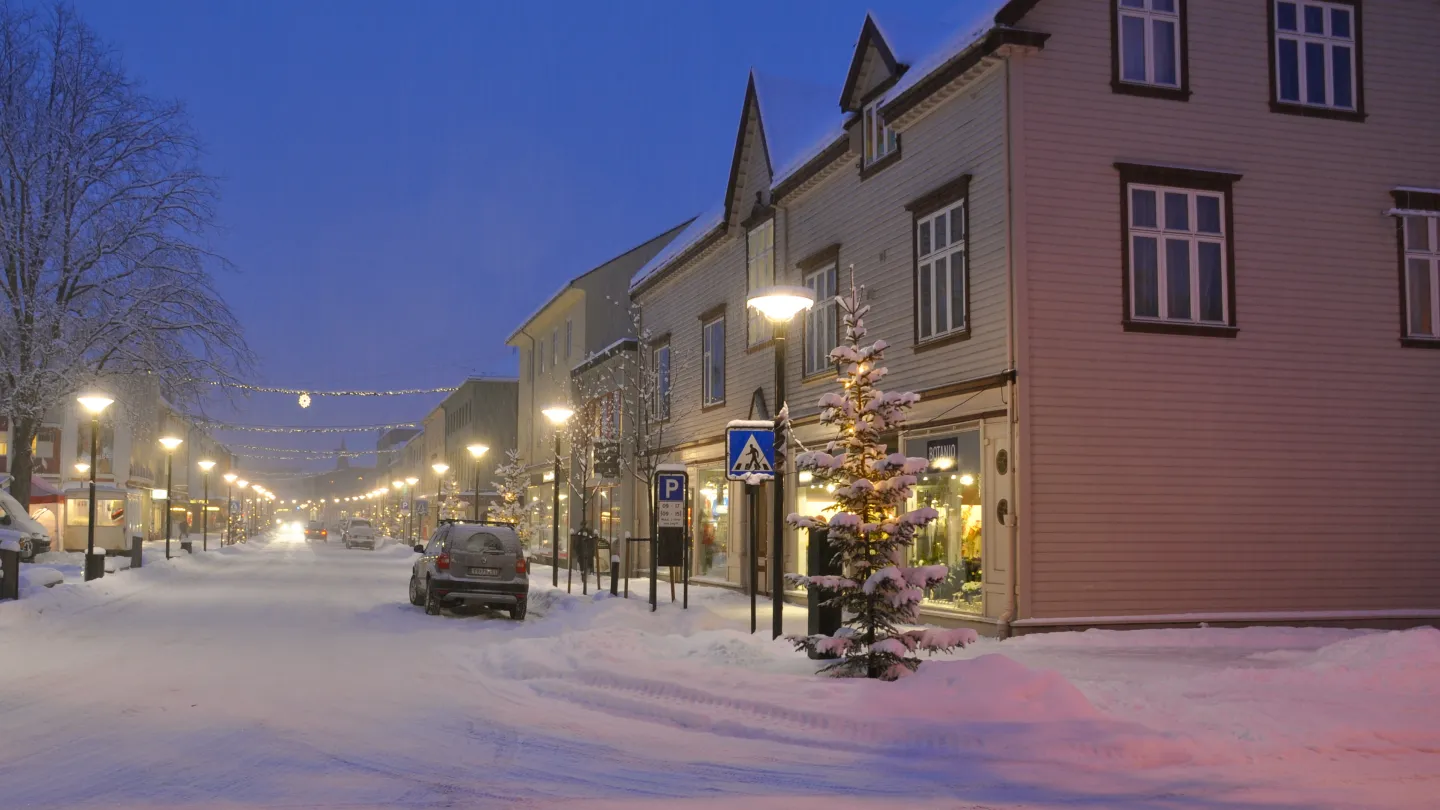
[409,520,528,619]
[0,488,51,561]
[342,518,376,549]
[304,521,328,542]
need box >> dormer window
[746,219,775,345]
[862,98,897,167]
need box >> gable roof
[838,14,901,113]
[753,70,846,192]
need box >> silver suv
[341,518,376,549]
[408,521,529,619]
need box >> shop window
[68,498,126,527]
[693,468,732,580]
[904,430,984,612]
[794,470,839,580]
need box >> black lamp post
[748,286,815,639]
[198,460,215,551]
[542,407,573,587]
[431,462,449,536]
[76,395,113,581]
[223,473,237,544]
[159,435,184,560]
[404,477,418,541]
[467,443,489,521]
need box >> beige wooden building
[628,0,1440,634]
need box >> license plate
[469,567,500,577]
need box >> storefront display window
[67,498,125,527]
[693,467,731,580]
[794,471,838,580]
[905,430,983,613]
[525,482,568,559]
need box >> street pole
[552,432,560,588]
[201,471,210,551]
[164,453,173,560]
[225,484,231,545]
[473,463,481,521]
[85,412,100,580]
[772,319,787,640]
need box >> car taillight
[436,552,450,571]
[515,557,527,575]
[321,530,327,536]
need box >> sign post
[653,465,688,611]
[727,421,775,634]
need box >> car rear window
[450,532,506,554]
[307,522,323,529]
[348,520,370,528]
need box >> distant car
[342,518,376,549]
[0,488,51,561]
[409,521,528,619]
[304,521,327,542]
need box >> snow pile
[18,566,64,593]
[32,550,84,566]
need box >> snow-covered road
[1,527,1435,809]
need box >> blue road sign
[726,425,775,481]
[656,471,687,529]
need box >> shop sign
[655,470,686,529]
[594,441,621,480]
[925,438,959,469]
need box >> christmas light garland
[192,419,419,434]
[227,441,398,454]
[210,381,460,397]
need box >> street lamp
[159,435,184,560]
[431,462,449,536]
[467,443,489,521]
[404,477,419,542]
[542,406,574,588]
[391,480,403,539]
[198,460,216,551]
[250,483,263,536]
[223,473,237,545]
[747,284,815,639]
[76,395,113,580]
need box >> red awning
[27,476,63,504]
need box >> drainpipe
[998,56,1020,640]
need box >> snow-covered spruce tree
[787,275,976,679]
[488,449,531,547]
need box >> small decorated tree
[488,449,531,547]
[788,274,976,679]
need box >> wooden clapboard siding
[1014,0,1440,618]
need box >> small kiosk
[63,482,131,552]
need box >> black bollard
[85,550,106,581]
[0,546,19,600]
[130,536,143,569]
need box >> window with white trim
[538,340,546,373]
[551,328,559,367]
[1403,215,1439,340]
[1127,184,1229,325]
[915,200,967,341]
[746,220,774,345]
[1117,0,1181,89]
[652,341,671,420]
[803,263,838,376]
[565,319,573,359]
[1273,1,1357,111]
[702,316,725,405]
[862,98,897,167]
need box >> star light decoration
[298,392,311,409]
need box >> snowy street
[0,526,1435,809]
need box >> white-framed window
[746,220,774,345]
[565,319,573,359]
[551,328,559,367]
[1127,184,1229,325]
[653,342,671,420]
[1274,1,1357,111]
[538,340,546,373]
[915,200,967,341]
[803,263,838,376]
[862,97,897,167]
[1403,215,1439,340]
[702,316,725,406]
[1117,0,1181,88]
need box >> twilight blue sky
[64,0,979,473]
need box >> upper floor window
[538,340,546,373]
[652,341,671,419]
[702,315,726,406]
[551,328,559,367]
[746,219,775,346]
[804,263,838,376]
[1403,214,1439,342]
[862,98,897,167]
[1272,1,1361,118]
[915,200,967,342]
[565,319,573,359]
[1119,162,1240,336]
[1115,0,1186,98]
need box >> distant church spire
[336,438,349,470]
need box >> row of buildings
[311,0,1440,635]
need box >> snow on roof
[630,206,724,292]
[752,70,848,190]
[880,1,1014,102]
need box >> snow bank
[32,550,84,566]
[19,566,64,592]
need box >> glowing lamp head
[74,461,90,474]
[405,477,419,486]
[77,394,114,415]
[392,480,403,489]
[960,474,976,487]
[542,406,574,426]
[236,479,249,489]
[431,462,449,475]
[250,483,263,492]
[159,436,183,452]
[746,285,815,323]
[467,443,489,459]
[198,460,216,472]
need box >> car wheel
[408,575,424,606]
[424,580,441,616]
[509,599,527,621]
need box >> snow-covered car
[409,521,528,619]
[342,519,376,549]
[304,521,328,542]
[0,488,51,562]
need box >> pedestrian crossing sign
[726,422,775,481]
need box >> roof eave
[628,221,729,299]
[880,28,1050,128]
